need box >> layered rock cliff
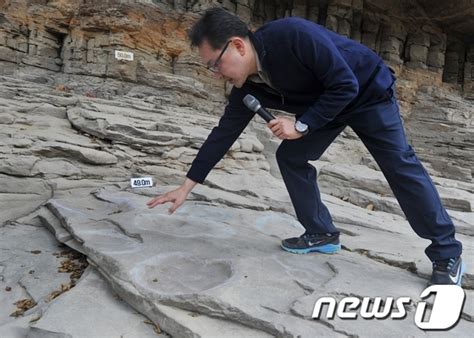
[1,0,473,181]
[1,0,473,95]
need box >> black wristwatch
[295,120,309,136]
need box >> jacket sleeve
[186,87,256,184]
[293,28,359,131]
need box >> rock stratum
[0,0,473,337]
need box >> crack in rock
[353,249,418,274]
[205,181,260,198]
[161,296,292,337]
[321,261,340,288]
[461,312,473,322]
[190,191,268,211]
[326,261,339,275]
[102,218,143,243]
[293,279,315,295]
[260,305,284,314]
[45,203,86,245]
[0,264,4,281]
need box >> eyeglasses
[207,40,232,73]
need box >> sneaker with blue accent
[281,232,341,254]
[428,256,465,286]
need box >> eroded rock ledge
[0,0,473,99]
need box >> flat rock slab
[0,224,74,337]
[42,186,473,337]
[28,266,166,338]
[0,175,52,225]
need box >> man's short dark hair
[188,7,249,49]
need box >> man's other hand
[267,117,303,140]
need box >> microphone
[243,94,275,123]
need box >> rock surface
[0,71,472,336]
[0,223,162,338]
[28,266,167,338]
[39,186,473,337]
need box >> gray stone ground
[0,73,473,336]
[0,223,165,338]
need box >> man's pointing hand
[146,178,197,214]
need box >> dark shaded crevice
[0,170,41,179]
[104,47,111,79]
[268,205,291,214]
[351,10,363,42]
[101,218,144,243]
[162,295,286,337]
[353,247,473,288]
[26,28,31,55]
[0,13,7,25]
[45,202,86,245]
[328,211,402,234]
[318,0,329,26]
[55,31,68,72]
[260,304,282,314]
[205,181,259,198]
[0,58,20,66]
[293,279,315,295]
[190,191,268,211]
[336,226,358,237]
[400,31,409,63]
[461,312,473,322]
[321,261,339,288]
[170,55,177,74]
[326,261,339,275]
[461,43,468,87]
[375,24,385,55]
[353,248,418,273]
[17,279,38,306]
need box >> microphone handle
[256,107,275,123]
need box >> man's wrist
[182,178,198,193]
[295,120,309,136]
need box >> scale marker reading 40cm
[130,177,153,188]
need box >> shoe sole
[457,261,466,286]
[280,243,341,254]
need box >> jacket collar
[248,30,266,65]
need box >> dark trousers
[271,86,462,262]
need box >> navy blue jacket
[187,17,395,184]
